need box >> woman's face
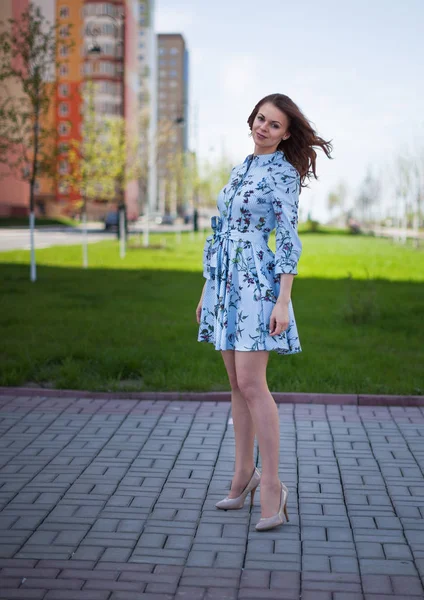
[251,102,290,153]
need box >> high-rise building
[156,33,189,215]
[137,0,155,212]
[0,0,139,220]
[137,0,152,108]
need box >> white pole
[29,211,36,282]
[144,0,157,248]
[119,209,126,258]
[82,210,88,268]
[174,179,181,244]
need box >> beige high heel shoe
[215,467,261,510]
[255,481,289,531]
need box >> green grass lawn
[1,231,423,395]
[0,216,78,228]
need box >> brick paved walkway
[0,395,423,599]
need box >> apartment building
[156,33,189,214]
[0,0,139,220]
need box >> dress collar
[244,149,284,167]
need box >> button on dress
[197,149,302,354]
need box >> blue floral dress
[197,149,302,354]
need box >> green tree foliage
[0,2,74,280]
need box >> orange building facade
[0,0,139,220]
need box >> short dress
[197,149,303,354]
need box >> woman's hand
[269,300,289,336]
[196,285,206,324]
[196,299,203,324]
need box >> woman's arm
[269,164,302,335]
[196,281,207,324]
[270,164,302,277]
[277,273,294,305]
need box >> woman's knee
[228,373,240,392]
[237,375,265,402]
[221,351,239,391]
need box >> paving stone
[238,590,298,599]
[298,593,332,600]
[330,556,360,573]
[1,397,424,599]
[362,574,392,593]
[356,542,385,559]
[359,558,418,575]
[390,574,424,595]
[302,555,331,572]
[174,587,205,600]
[383,543,414,560]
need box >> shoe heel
[250,484,258,506]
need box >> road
[0,228,112,252]
[0,222,208,252]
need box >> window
[58,122,70,135]
[170,47,179,55]
[59,103,69,116]
[82,62,93,75]
[169,59,177,66]
[99,61,115,75]
[159,69,166,78]
[59,142,69,153]
[58,181,69,194]
[59,64,69,76]
[159,91,166,99]
[34,180,40,193]
[59,6,69,19]
[159,59,167,66]
[169,69,177,77]
[59,25,69,37]
[158,47,166,55]
[59,160,69,175]
[138,42,144,48]
[59,83,69,97]
[169,80,178,88]
[59,45,68,57]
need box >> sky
[156,0,424,222]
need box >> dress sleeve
[270,164,302,276]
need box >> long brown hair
[247,93,333,191]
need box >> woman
[196,93,333,531]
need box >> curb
[0,387,423,406]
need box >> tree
[101,113,142,258]
[0,2,74,281]
[395,155,415,240]
[61,80,114,268]
[355,168,381,226]
[197,155,234,207]
[327,181,348,224]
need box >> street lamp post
[87,7,127,253]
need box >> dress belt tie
[204,216,270,277]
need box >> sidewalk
[0,394,423,599]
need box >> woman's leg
[235,350,281,518]
[221,350,256,498]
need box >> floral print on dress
[198,149,302,355]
